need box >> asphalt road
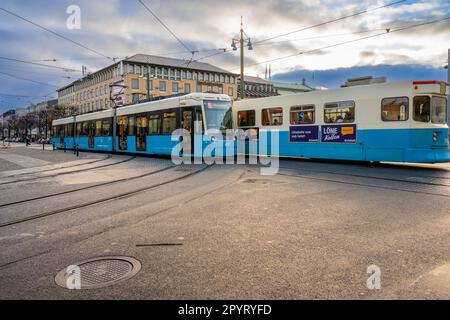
[0,145,449,299]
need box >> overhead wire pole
[231,17,253,99]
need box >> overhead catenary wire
[253,0,409,44]
[0,56,81,73]
[0,7,113,61]
[137,0,195,55]
[0,71,59,88]
[234,16,450,70]
[191,0,408,64]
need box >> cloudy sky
[0,0,449,113]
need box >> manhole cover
[55,256,141,290]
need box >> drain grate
[55,256,141,290]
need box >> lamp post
[231,17,253,100]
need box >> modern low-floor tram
[233,80,450,163]
[52,93,234,157]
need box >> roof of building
[270,81,314,92]
[239,75,271,85]
[58,54,237,92]
[125,54,235,75]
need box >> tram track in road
[277,168,450,198]
[277,165,450,188]
[0,164,212,228]
[0,163,177,208]
[0,155,111,179]
[0,156,136,186]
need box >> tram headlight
[433,132,437,142]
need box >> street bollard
[64,143,66,153]
[76,144,79,157]
[43,142,45,151]
[52,143,55,151]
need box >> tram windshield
[203,100,233,131]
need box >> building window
[262,107,283,126]
[131,79,139,90]
[238,110,256,127]
[184,83,191,93]
[219,87,223,94]
[381,97,409,121]
[132,93,140,103]
[220,75,224,83]
[181,70,186,79]
[187,71,192,80]
[159,81,166,91]
[228,87,233,96]
[176,69,181,80]
[169,69,175,80]
[215,74,219,82]
[99,86,102,96]
[155,67,161,78]
[324,101,355,123]
[163,68,169,79]
[100,99,103,109]
[128,65,134,73]
[172,82,179,93]
[196,84,202,92]
[136,66,141,75]
[193,72,198,80]
[207,85,212,92]
[290,105,315,124]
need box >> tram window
[76,123,82,136]
[136,115,147,136]
[381,97,409,121]
[81,122,89,136]
[262,107,283,126]
[413,96,430,122]
[102,119,112,136]
[324,101,355,123]
[67,124,74,137]
[128,116,136,135]
[238,110,255,127]
[290,105,315,125]
[431,96,447,124]
[161,112,177,134]
[148,115,161,135]
[95,120,102,136]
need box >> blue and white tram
[52,93,234,157]
[233,80,450,163]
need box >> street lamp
[231,17,254,100]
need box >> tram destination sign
[321,124,357,143]
[289,125,319,143]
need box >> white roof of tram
[116,93,232,117]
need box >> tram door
[136,115,147,152]
[88,121,95,149]
[117,116,128,150]
[181,107,203,156]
